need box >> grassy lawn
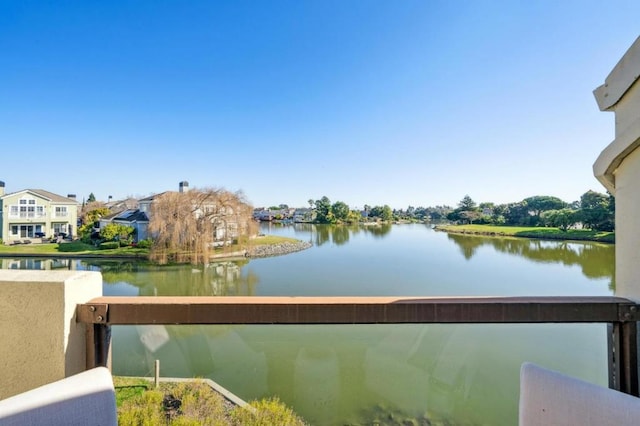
[435,224,615,243]
[0,241,149,257]
[247,235,300,246]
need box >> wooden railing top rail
[77,296,639,325]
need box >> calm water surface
[3,224,615,425]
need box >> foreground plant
[115,378,306,425]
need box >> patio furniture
[0,367,117,426]
[519,362,640,425]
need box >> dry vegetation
[149,188,257,265]
[115,377,307,425]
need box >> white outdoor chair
[0,367,117,426]
[519,362,640,425]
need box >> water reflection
[83,259,259,296]
[1,258,76,270]
[446,234,615,288]
[265,222,393,246]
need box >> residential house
[293,208,314,222]
[0,181,79,243]
[98,209,150,241]
[137,181,252,244]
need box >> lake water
[2,223,615,425]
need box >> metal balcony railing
[76,295,640,396]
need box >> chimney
[0,181,4,197]
[67,194,76,201]
[179,181,189,193]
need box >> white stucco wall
[0,270,102,399]
[614,82,640,139]
[613,147,640,298]
[594,36,640,300]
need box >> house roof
[1,189,78,204]
[103,209,149,223]
[138,192,167,202]
[105,197,138,211]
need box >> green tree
[579,190,614,231]
[459,210,482,224]
[381,205,393,221]
[347,210,362,223]
[332,201,350,222]
[78,207,111,239]
[458,195,477,210]
[314,196,334,224]
[447,195,479,223]
[87,192,96,203]
[541,208,578,231]
[100,223,134,242]
[503,201,530,226]
[523,195,566,225]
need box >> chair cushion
[520,362,640,426]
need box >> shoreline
[246,241,313,258]
[0,240,314,262]
[433,225,615,244]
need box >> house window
[11,226,18,236]
[10,206,18,216]
[19,199,26,205]
[20,206,27,218]
[53,223,68,235]
[19,225,34,238]
[55,206,68,217]
[36,206,45,216]
[28,199,35,205]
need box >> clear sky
[1,1,638,209]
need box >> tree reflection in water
[86,259,258,296]
[446,233,615,290]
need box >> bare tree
[148,187,256,265]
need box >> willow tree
[148,187,256,265]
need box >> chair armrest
[519,362,640,426]
[0,367,117,426]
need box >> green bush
[136,239,152,249]
[99,241,120,250]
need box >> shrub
[231,397,307,425]
[118,389,165,426]
[99,241,120,250]
[136,239,152,249]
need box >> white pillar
[0,270,102,399]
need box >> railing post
[610,321,639,396]
[86,324,112,370]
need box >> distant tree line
[308,196,394,224]
[307,189,614,231]
[441,191,614,231]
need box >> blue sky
[1,1,638,209]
